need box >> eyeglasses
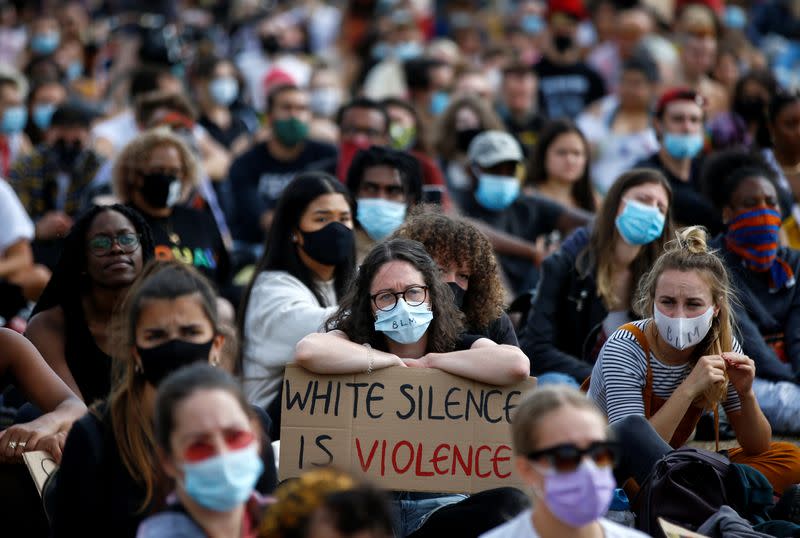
[371,285,428,312]
[87,232,141,256]
[527,441,619,473]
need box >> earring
[134,363,142,374]
[210,354,220,367]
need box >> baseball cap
[468,131,524,168]
[655,87,706,118]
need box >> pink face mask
[534,459,616,528]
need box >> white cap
[467,131,524,168]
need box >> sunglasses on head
[527,441,619,473]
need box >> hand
[402,357,428,368]
[34,430,69,464]
[0,422,48,462]
[36,211,73,240]
[722,352,756,397]
[531,236,559,266]
[681,355,727,400]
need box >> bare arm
[0,240,33,279]
[465,218,543,264]
[294,331,405,374]
[25,308,85,401]
[723,353,771,455]
[407,338,530,386]
[198,132,232,181]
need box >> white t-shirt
[0,179,34,255]
[480,510,647,538]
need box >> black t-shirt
[228,141,338,244]
[462,194,564,296]
[497,106,546,158]
[533,57,606,120]
[198,115,250,150]
[135,204,232,288]
[633,152,721,236]
[461,312,520,348]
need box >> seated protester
[334,97,393,182]
[26,204,153,405]
[24,78,67,147]
[259,469,394,538]
[137,364,269,538]
[0,328,86,462]
[393,210,519,345]
[0,72,33,177]
[52,262,276,537]
[295,238,529,538]
[702,149,800,433]
[228,84,337,254]
[459,130,590,297]
[112,129,234,303]
[520,169,673,383]
[526,119,598,212]
[0,179,50,322]
[346,146,422,262]
[240,173,355,417]
[576,53,661,196]
[480,385,647,538]
[9,103,104,268]
[633,88,722,235]
[495,63,546,159]
[707,69,777,152]
[587,227,800,494]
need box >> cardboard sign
[658,518,709,538]
[23,451,58,497]
[279,365,537,493]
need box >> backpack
[635,447,737,537]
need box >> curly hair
[325,238,464,353]
[111,128,200,203]
[392,208,505,330]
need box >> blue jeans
[391,492,468,537]
[536,372,580,387]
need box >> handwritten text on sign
[279,365,537,493]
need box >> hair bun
[675,226,708,254]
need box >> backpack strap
[618,323,654,418]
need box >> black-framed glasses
[371,285,428,312]
[87,232,141,256]
[527,441,619,473]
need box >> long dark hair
[528,119,596,212]
[762,89,800,150]
[325,238,463,353]
[576,169,674,309]
[32,204,155,317]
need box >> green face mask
[390,123,416,150]
[272,117,309,147]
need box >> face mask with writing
[374,298,433,345]
[653,305,714,350]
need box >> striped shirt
[588,319,742,425]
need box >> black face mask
[52,139,83,170]
[137,338,214,387]
[139,172,180,208]
[299,221,354,267]
[260,34,281,55]
[456,128,483,153]
[733,97,766,122]
[553,34,573,53]
[447,281,466,309]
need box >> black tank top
[63,301,112,405]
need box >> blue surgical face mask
[32,103,57,130]
[209,76,239,107]
[615,198,666,246]
[181,445,264,512]
[723,5,747,30]
[662,132,704,160]
[522,14,545,35]
[474,171,520,211]
[1,105,27,134]
[374,298,433,345]
[30,31,60,55]
[65,61,83,82]
[430,91,450,116]
[357,198,407,240]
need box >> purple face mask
[535,459,616,528]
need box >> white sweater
[242,270,338,409]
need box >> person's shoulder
[251,271,313,296]
[633,152,660,169]
[779,245,800,267]
[303,139,337,155]
[479,510,536,538]
[599,518,649,537]
[136,510,205,538]
[28,305,65,333]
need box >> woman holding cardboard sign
[295,238,530,537]
[587,227,800,495]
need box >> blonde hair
[633,226,734,405]
[511,385,605,456]
[111,128,200,203]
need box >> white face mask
[653,305,714,350]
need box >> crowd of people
[2,0,800,536]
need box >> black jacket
[519,227,612,381]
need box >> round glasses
[526,441,619,473]
[88,232,141,256]
[370,285,428,312]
